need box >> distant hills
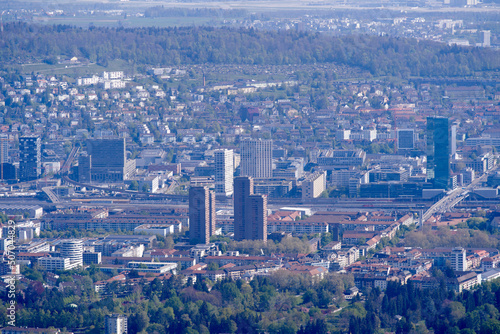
[1,22,499,78]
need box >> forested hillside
[1,23,499,78]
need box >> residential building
[234,176,267,242]
[215,149,234,196]
[105,314,128,334]
[302,171,327,200]
[0,134,8,163]
[189,186,216,244]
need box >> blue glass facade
[427,117,451,189]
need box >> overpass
[41,187,60,203]
[62,176,188,202]
[421,166,496,224]
[61,146,79,174]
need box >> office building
[234,176,267,242]
[19,136,41,181]
[215,149,234,196]
[37,257,72,271]
[317,149,366,170]
[427,117,452,189]
[60,239,83,267]
[397,129,415,150]
[240,138,272,179]
[451,125,457,156]
[105,314,128,334]
[0,163,17,181]
[189,186,216,244]
[78,154,92,183]
[87,138,136,182]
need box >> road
[61,146,79,174]
[62,175,188,202]
[41,187,60,203]
[421,165,497,224]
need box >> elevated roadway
[421,165,497,224]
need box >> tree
[129,311,149,333]
[129,180,139,191]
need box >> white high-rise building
[61,239,83,268]
[105,314,128,334]
[240,138,272,179]
[0,134,8,163]
[451,247,467,271]
[215,149,234,196]
[481,30,491,47]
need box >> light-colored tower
[0,134,8,163]
[215,149,234,196]
[61,239,83,268]
[240,138,272,179]
[105,314,128,334]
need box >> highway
[61,146,79,174]
[62,175,188,202]
[41,187,60,203]
[421,165,497,224]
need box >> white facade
[104,80,126,90]
[215,149,234,196]
[302,171,327,200]
[61,239,83,267]
[106,314,128,334]
[38,257,72,271]
[0,134,8,163]
[103,71,124,80]
[451,247,467,271]
[240,138,272,179]
[134,224,175,237]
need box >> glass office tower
[427,117,451,189]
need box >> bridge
[61,146,79,174]
[62,176,188,202]
[42,187,60,203]
[421,166,497,224]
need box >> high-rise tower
[189,186,216,244]
[214,149,234,196]
[19,136,41,181]
[86,138,135,182]
[233,176,267,242]
[427,117,452,189]
[240,138,272,179]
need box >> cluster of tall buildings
[0,136,41,182]
[189,138,272,244]
[189,175,268,244]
